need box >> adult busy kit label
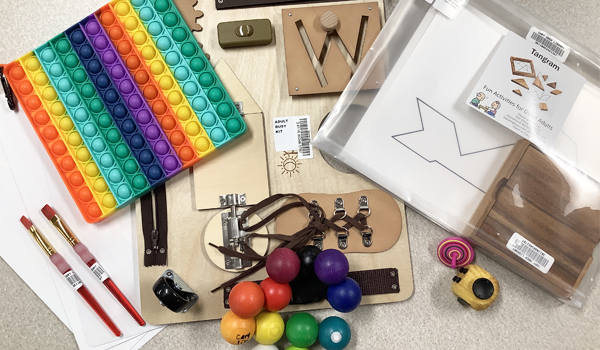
[467,31,585,149]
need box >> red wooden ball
[229,281,265,318]
[266,248,301,284]
[260,277,292,312]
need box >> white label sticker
[63,270,83,290]
[526,27,570,63]
[273,116,313,159]
[467,32,585,150]
[507,233,555,274]
[432,0,469,19]
[90,262,110,282]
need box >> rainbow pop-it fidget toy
[2,0,246,223]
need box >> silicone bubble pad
[81,15,182,177]
[121,0,234,148]
[64,25,166,187]
[5,60,114,222]
[109,0,217,156]
[48,32,149,201]
[95,5,211,167]
[147,0,246,141]
[33,42,139,206]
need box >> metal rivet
[159,248,165,253]
[145,249,151,255]
[225,299,229,305]
[392,284,398,290]
[295,87,299,91]
[288,12,292,16]
[218,0,223,3]
[390,271,396,277]
[225,287,231,292]
[166,271,172,277]
[368,6,372,10]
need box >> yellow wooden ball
[254,311,285,345]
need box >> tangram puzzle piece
[533,76,545,91]
[547,82,557,89]
[551,90,562,95]
[282,2,382,95]
[511,78,529,90]
[540,103,548,111]
[542,75,548,81]
[510,56,536,78]
[512,89,522,96]
[173,0,204,32]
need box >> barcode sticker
[526,27,570,62]
[272,116,314,159]
[295,116,313,159]
[507,233,555,273]
[90,262,110,282]
[63,270,83,290]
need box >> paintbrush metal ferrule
[50,215,79,247]
[20,217,56,257]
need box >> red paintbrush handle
[103,278,146,326]
[77,285,122,337]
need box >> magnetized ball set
[3,0,246,223]
[220,248,359,348]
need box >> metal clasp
[336,227,349,250]
[360,225,373,247]
[333,197,346,219]
[357,195,371,217]
[219,194,251,270]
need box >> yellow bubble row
[110,0,215,157]
[19,52,117,215]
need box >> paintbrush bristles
[41,205,56,220]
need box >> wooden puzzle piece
[540,102,548,111]
[512,89,522,96]
[173,0,204,32]
[551,89,562,95]
[548,82,557,89]
[533,76,545,91]
[511,78,529,89]
[542,75,548,81]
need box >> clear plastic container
[312,0,600,307]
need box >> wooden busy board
[135,0,415,325]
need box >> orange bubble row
[3,60,114,223]
[96,5,201,169]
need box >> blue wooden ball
[318,316,351,350]
[327,277,362,313]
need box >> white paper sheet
[0,101,164,349]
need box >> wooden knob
[320,11,339,32]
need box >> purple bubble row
[81,14,182,177]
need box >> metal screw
[288,12,292,16]
[390,271,396,277]
[295,87,299,91]
[225,299,229,305]
[226,260,232,266]
[223,221,227,226]
[368,6,372,10]
[225,287,231,292]
[159,248,165,253]
[335,198,342,204]
[391,284,397,290]
[166,271,173,277]
[145,249,151,255]
[340,242,347,248]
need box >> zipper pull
[152,229,159,252]
[0,66,16,111]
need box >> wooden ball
[220,311,255,345]
[229,281,265,318]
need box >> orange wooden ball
[229,281,265,318]
[220,311,256,345]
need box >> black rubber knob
[472,278,495,300]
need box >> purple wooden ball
[314,249,349,285]
[266,248,301,283]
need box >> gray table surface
[1,0,599,349]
